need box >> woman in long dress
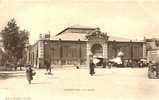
[26,65,35,84]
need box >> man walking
[103,59,107,68]
[89,59,95,76]
[45,60,51,74]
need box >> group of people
[26,59,97,84]
[148,61,159,79]
[91,59,159,79]
[25,58,158,84]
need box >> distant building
[145,38,159,63]
[27,25,146,68]
[145,38,159,50]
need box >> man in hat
[103,59,107,68]
[89,54,95,76]
[45,60,51,74]
[89,59,95,76]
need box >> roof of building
[56,25,97,36]
[51,32,143,42]
[68,24,98,29]
[109,35,132,42]
[51,25,144,42]
[52,32,87,41]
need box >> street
[0,67,159,100]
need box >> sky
[1,0,159,44]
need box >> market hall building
[27,25,146,68]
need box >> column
[103,42,108,59]
[86,41,91,67]
[26,47,30,65]
[79,39,81,65]
[143,42,147,59]
[59,39,62,66]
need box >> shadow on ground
[31,82,52,85]
[0,72,25,80]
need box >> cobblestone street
[0,67,159,100]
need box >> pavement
[0,67,159,100]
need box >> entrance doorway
[91,44,103,66]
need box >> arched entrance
[91,44,103,66]
[86,28,108,68]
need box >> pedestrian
[89,59,95,76]
[155,61,159,78]
[148,61,156,79]
[75,63,79,69]
[45,60,51,74]
[103,59,107,68]
[139,61,144,68]
[128,60,133,68]
[26,65,35,84]
[108,61,112,69]
[18,59,23,70]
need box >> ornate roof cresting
[86,28,109,41]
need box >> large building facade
[27,25,146,68]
